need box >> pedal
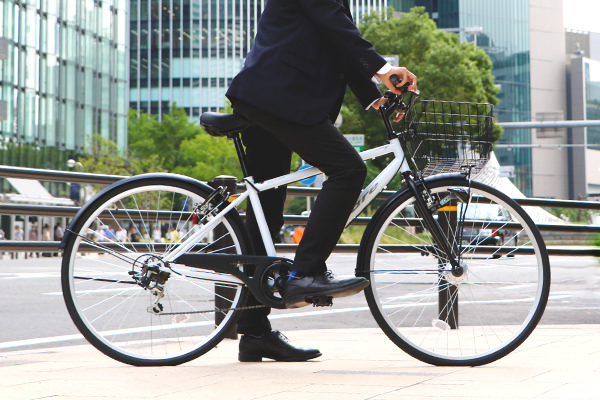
[310,296,333,307]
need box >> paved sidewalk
[1,325,598,400]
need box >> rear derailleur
[129,255,171,314]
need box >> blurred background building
[0,1,129,238]
[565,31,600,199]
[128,0,388,120]
[391,0,600,201]
[1,0,599,203]
[390,0,565,198]
[0,1,129,170]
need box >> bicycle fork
[404,172,463,271]
[403,172,465,329]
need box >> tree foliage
[79,105,242,181]
[79,134,131,176]
[341,7,502,163]
[177,133,243,179]
[79,8,503,197]
[128,106,199,173]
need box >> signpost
[299,164,317,186]
[383,55,399,67]
[344,134,365,152]
[499,165,515,178]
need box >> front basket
[398,100,494,177]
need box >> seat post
[232,133,250,177]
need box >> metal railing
[1,165,599,256]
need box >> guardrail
[1,165,599,256]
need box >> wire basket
[399,100,494,177]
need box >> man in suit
[226,0,417,362]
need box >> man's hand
[370,96,406,122]
[377,66,418,95]
[370,97,388,110]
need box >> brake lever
[382,81,419,119]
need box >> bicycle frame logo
[353,182,379,212]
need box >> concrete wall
[529,0,569,199]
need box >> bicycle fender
[60,173,243,249]
[379,173,468,213]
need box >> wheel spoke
[361,179,549,366]
[62,179,248,366]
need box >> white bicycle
[60,87,550,367]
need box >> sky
[563,0,600,33]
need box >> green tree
[340,7,502,187]
[123,104,245,212]
[79,134,131,176]
[81,104,242,182]
[177,133,242,180]
[128,105,200,172]
[167,100,244,180]
[359,8,499,104]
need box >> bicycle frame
[165,91,460,278]
[163,138,410,263]
[61,87,551,366]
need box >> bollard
[209,175,239,339]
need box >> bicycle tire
[61,174,250,366]
[358,175,550,366]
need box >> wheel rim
[366,183,548,364]
[64,184,246,363]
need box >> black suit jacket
[226,0,386,125]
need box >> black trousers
[233,100,367,336]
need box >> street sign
[499,165,515,178]
[383,55,399,67]
[299,164,317,186]
[344,134,365,152]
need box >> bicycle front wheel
[358,176,550,366]
[61,174,250,366]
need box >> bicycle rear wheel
[358,176,550,366]
[61,174,250,366]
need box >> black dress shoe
[284,271,370,308]
[238,330,322,362]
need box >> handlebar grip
[389,74,410,93]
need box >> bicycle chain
[156,303,269,316]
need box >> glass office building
[129,0,260,118]
[584,59,600,195]
[129,0,389,120]
[584,59,600,146]
[0,0,129,171]
[568,56,600,198]
[392,0,534,195]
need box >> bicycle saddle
[200,112,251,138]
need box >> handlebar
[377,74,419,140]
[380,74,419,121]
[389,74,412,93]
